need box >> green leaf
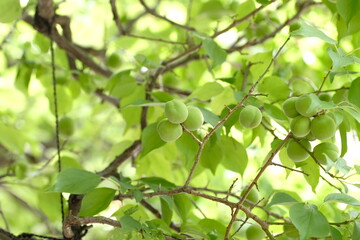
[198,219,226,238]
[324,193,360,206]
[263,103,288,121]
[337,0,359,23]
[249,52,272,81]
[258,76,290,101]
[134,190,143,203]
[160,197,173,225]
[189,82,224,101]
[279,148,295,178]
[301,158,320,193]
[173,193,192,222]
[235,0,255,31]
[0,0,21,23]
[330,226,342,240]
[139,177,176,191]
[267,192,299,207]
[79,188,116,216]
[124,100,164,108]
[52,168,101,194]
[199,107,221,127]
[176,133,199,167]
[289,203,330,240]
[200,140,223,174]
[337,10,360,38]
[119,215,142,232]
[46,85,73,116]
[353,221,360,240]
[78,73,95,93]
[202,38,227,67]
[339,122,348,157]
[0,121,25,154]
[141,122,166,157]
[349,77,360,108]
[291,22,337,44]
[107,71,137,98]
[15,65,33,95]
[327,48,360,70]
[220,136,248,176]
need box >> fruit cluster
[283,93,339,163]
[157,99,204,142]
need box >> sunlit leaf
[267,192,299,207]
[301,158,320,193]
[290,203,330,240]
[189,82,224,101]
[324,193,360,206]
[79,188,116,216]
[220,136,248,175]
[141,122,166,157]
[291,22,337,44]
[337,0,359,23]
[120,216,142,232]
[202,38,227,67]
[52,168,101,194]
[349,77,360,108]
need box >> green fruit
[283,224,299,238]
[310,115,336,140]
[286,139,311,162]
[59,117,74,136]
[183,106,204,131]
[290,116,311,138]
[319,93,331,102]
[246,225,265,240]
[164,99,188,124]
[313,142,339,164]
[106,53,122,68]
[157,119,183,142]
[241,188,259,206]
[239,105,262,129]
[295,94,321,117]
[282,97,300,118]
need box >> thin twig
[316,67,332,94]
[138,0,196,32]
[271,162,309,176]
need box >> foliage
[0,0,360,239]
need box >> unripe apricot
[157,119,182,142]
[286,139,311,162]
[183,106,204,131]
[310,115,336,140]
[282,97,300,118]
[239,105,262,129]
[246,225,265,240]
[164,99,188,124]
[295,94,321,117]
[290,116,311,138]
[106,53,122,68]
[313,142,339,164]
[59,117,74,136]
[241,188,259,206]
